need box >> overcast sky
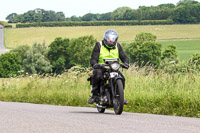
[1,0,200,21]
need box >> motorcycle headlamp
[110,62,120,71]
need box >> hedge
[16,20,174,28]
[0,21,12,28]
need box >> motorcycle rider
[88,29,130,104]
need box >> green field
[161,40,200,61]
[4,24,200,46]
[4,24,200,60]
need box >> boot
[124,99,128,105]
[88,95,97,104]
[88,86,98,104]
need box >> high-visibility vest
[98,41,119,64]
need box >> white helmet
[103,29,118,48]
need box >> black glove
[93,63,104,69]
[122,63,130,69]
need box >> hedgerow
[16,20,174,28]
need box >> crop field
[4,24,200,60]
[4,24,200,47]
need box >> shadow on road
[69,111,115,115]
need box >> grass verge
[0,66,200,117]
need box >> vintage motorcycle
[88,58,128,115]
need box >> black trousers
[91,68,125,94]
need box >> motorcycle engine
[101,95,108,104]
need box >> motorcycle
[88,58,128,115]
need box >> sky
[1,0,200,21]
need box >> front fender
[112,75,125,89]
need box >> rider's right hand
[122,63,130,69]
[93,63,105,69]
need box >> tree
[111,7,132,20]
[123,9,137,20]
[69,35,97,67]
[47,35,97,74]
[127,33,161,67]
[100,12,112,21]
[23,43,52,74]
[177,0,199,6]
[70,15,81,21]
[47,37,71,74]
[82,13,99,21]
[12,45,30,64]
[171,0,200,23]
[6,13,18,23]
[6,9,66,23]
[56,12,65,21]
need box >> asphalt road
[0,28,10,54]
[0,101,199,133]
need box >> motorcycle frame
[99,68,124,107]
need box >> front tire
[113,79,124,115]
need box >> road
[0,101,199,133]
[0,28,10,54]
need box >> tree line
[6,8,65,23]
[6,0,200,24]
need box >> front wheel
[113,79,124,115]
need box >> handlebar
[102,63,129,69]
[93,62,129,69]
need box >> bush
[23,43,52,74]
[69,35,96,67]
[161,44,178,61]
[0,21,8,27]
[47,35,96,74]
[135,32,157,42]
[12,45,31,63]
[0,21,12,28]
[47,38,71,74]
[159,60,189,74]
[188,53,200,71]
[127,33,161,67]
[0,52,22,78]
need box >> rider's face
[107,40,114,44]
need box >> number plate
[110,72,118,78]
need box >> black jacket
[90,41,130,67]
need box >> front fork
[110,75,123,98]
[110,79,115,98]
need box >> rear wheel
[113,79,124,115]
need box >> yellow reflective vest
[98,41,119,64]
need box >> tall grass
[0,66,200,117]
[124,66,200,117]
[0,73,90,106]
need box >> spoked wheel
[113,79,124,115]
